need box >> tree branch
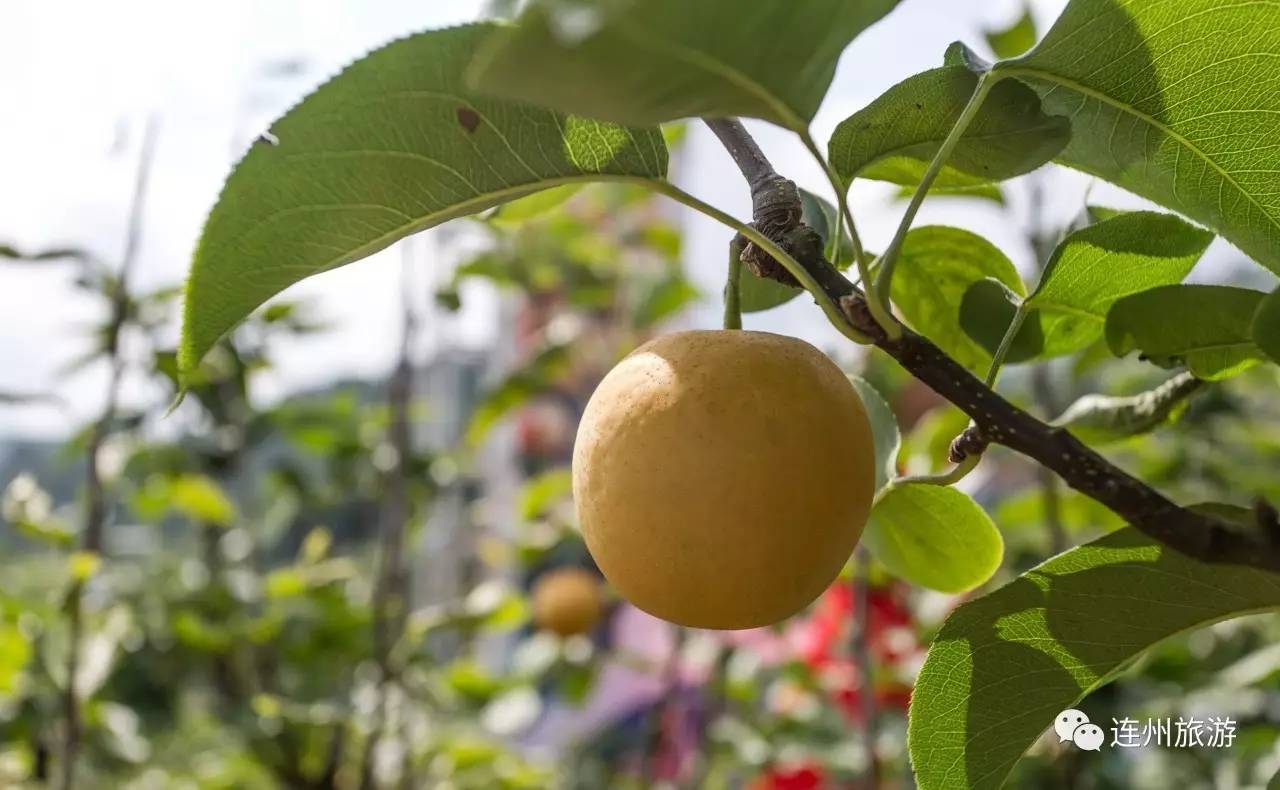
[703,116,1280,574]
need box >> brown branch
[60,116,159,790]
[703,117,1280,574]
[360,248,420,790]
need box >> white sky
[0,0,1255,438]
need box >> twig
[703,116,1280,573]
[851,547,878,790]
[59,116,159,790]
[360,246,421,790]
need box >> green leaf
[465,343,573,446]
[1105,284,1267,380]
[889,226,1024,371]
[1051,371,1203,445]
[984,5,1037,60]
[738,189,850,313]
[468,0,902,131]
[180,23,667,372]
[1253,287,1280,365]
[962,212,1213,360]
[488,184,583,225]
[518,468,573,521]
[848,376,900,490]
[829,63,1069,188]
[908,528,1280,790]
[891,176,1005,206]
[994,0,1280,274]
[169,474,238,527]
[863,484,1003,594]
[957,278,1044,365]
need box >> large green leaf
[889,226,1024,372]
[864,483,1003,594]
[180,23,667,372]
[468,0,901,131]
[961,211,1213,359]
[909,528,1280,790]
[1254,287,1280,364]
[847,376,900,491]
[1105,284,1267,380]
[995,0,1280,273]
[829,61,1069,187]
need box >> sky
[0,0,1260,438]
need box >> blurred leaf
[489,184,584,225]
[890,226,1023,371]
[909,528,1280,790]
[170,474,238,527]
[0,623,31,696]
[994,0,1280,274]
[444,659,506,704]
[631,273,699,328]
[466,343,572,446]
[1106,285,1267,380]
[519,468,573,521]
[300,527,332,564]
[1052,371,1203,445]
[68,551,101,582]
[180,23,667,373]
[892,176,1005,205]
[265,569,308,600]
[984,6,1037,59]
[830,53,1069,187]
[1253,287,1280,364]
[967,212,1213,361]
[848,376,900,491]
[469,0,902,131]
[864,484,1003,593]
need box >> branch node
[949,426,990,464]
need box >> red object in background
[748,762,827,790]
[798,581,917,667]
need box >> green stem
[649,181,871,344]
[800,131,900,339]
[873,73,1000,314]
[877,454,981,501]
[983,302,1030,387]
[724,238,743,330]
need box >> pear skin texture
[572,330,876,630]
[531,567,603,637]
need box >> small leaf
[68,552,101,583]
[1253,287,1280,364]
[180,23,667,372]
[889,226,1024,371]
[466,343,573,446]
[468,0,902,131]
[738,189,850,313]
[847,376,900,491]
[829,63,1068,188]
[957,278,1043,364]
[983,5,1037,60]
[863,484,1003,593]
[518,468,573,521]
[909,528,1280,790]
[1028,212,1212,356]
[170,474,238,527]
[995,0,1280,274]
[488,184,583,225]
[962,212,1213,360]
[1052,371,1203,445]
[1106,285,1267,380]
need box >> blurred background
[2,0,1279,788]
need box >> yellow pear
[572,330,876,630]
[531,567,603,637]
